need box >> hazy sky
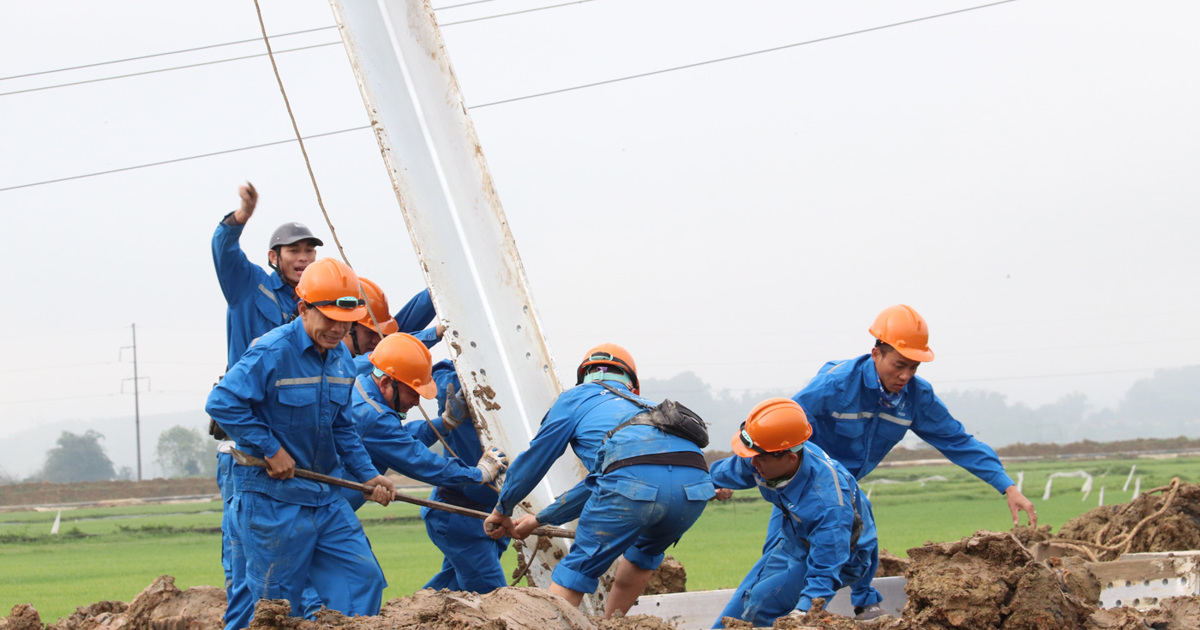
[2,0,1197,446]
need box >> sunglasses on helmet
[309,296,366,310]
[739,421,790,458]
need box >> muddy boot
[854,604,888,620]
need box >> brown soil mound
[4,580,686,630]
[900,530,1099,629]
[1054,478,1200,561]
[875,548,910,578]
[0,605,44,630]
[643,556,687,595]
[3,577,223,630]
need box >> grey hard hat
[269,222,324,248]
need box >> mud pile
[7,482,1200,630]
[901,531,1099,629]
[1053,479,1200,561]
[2,579,681,630]
[874,548,909,578]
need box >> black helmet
[269,222,324,248]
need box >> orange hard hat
[576,343,639,394]
[296,258,368,322]
[368,333,436,399]
[869,304,934,362]
[731,398,812,458]
[356,277,399,336]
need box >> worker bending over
[728,304,1036,621]
[341,333,507,512]
[709,398,879,628]
[484,344,715,617]
[408,361,510,592]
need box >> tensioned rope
[249,0,476,470]
[250,0,349,267]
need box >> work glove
[476,447,509,484]
[441,382,470,431]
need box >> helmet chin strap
[349,324,362,356]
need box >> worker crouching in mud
[484,344,716,617]
[708,398,880,628]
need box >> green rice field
[2,454,1196,623]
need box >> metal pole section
[131,323,142,481]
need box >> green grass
[2,455,1196,622]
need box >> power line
[470,0,1020,109]
[0,26,338,82]
[0,41,343,98]
[0,125,370,193]
[1,1,594,94]
[0,1,1019,191]
[434,0,512,9]
[440,0,596,26]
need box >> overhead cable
[0,126,370,193]
[434,0,512,9]
[0,1,1018,190]
[0,41,343,98]
[0,26,338,82]
[470,0,1020,109]
[1,1,595,95]
[440,0,596,26]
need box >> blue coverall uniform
[211,211,438,624]
[410,360,508,592]
[709,443,879,628]
[496,380,715,594]
[337,372,485,511]
[733,353,1016,615]
[349,325,440,377]
[207,318,388,629]
[212,214,304,626]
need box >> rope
[251,0,351,267]
[1087,477,1181,560]
[415,400,502,494]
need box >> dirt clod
[1,605,43,630]
[643,556,687,595]
[875,548,910,578]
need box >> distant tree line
[880,436,1200,463]
[15,425,215,484]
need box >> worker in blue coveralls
[206,257,397,630]
[340,276,443,375]
[340,333,507,513]
[210,182,321,628]
[724,304,1038,622]
[409,360,509,592]
[294,334,495,614]
[709,398,878,628]
[209,183,439,628]
[483,344,716,618]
